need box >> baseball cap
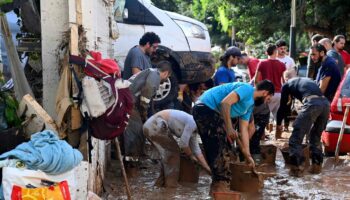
[224,46,242,58]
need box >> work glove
[177,91,184,102]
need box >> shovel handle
[335,104,350,163]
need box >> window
[113,0,126,22]
[113,0,162,26]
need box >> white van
[113,0,214,106]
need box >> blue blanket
[0,130,83,175]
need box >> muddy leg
[144,117,180,187]
[309,104,329,174]
[163,150,180,187]
[192,104,233,182]
[155,163,165,187]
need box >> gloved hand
[177,91,184,102]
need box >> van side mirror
[123,8,129,20]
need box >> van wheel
[153,75,178,108]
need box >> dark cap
[224,46,242,58]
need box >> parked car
[113,0,215,107]
[322,69,350,154]
[232,64,250,83]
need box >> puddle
[105,137,350,200]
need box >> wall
[41,0,115,197]
[41,0,69,118]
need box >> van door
[113,0,146,70]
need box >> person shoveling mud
[276,71,330,177]
[143,109,211,187]
[192,80,275,195]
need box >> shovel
[334,103,350,167]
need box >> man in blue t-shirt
[192,80,275,195]
[310,44,341,102]
[213,46,241,85]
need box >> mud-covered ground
[103,130,350,200]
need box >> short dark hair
[310,43,327,54]
[203,78,214,89]
[220,46,242,67]
[139,32,161,46]
[275,39,287,47]
[311,34,324,43]
[333,35,345,43]
[241,52,248,57]
[156,60,172,75]
[266,44,277,56]
[256,80,275,95]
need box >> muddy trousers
[143,117,180,187]
[193,103,235,182]
[289,99,330,166]
[123,107,145,158]
[250,113,270,154]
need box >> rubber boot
[209,181,231,196]
[275,129,282,140]
[289,165,304,177]
[308,164,322,174]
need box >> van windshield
[341,72,350,97]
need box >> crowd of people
[119,31,349,195]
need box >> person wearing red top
[333,35,350,73]
[255,44,286,138]
[240,53,260,80]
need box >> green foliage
[0,72,21,128]
[1,92,21,127]
[152,0,350,50]
[151,0,179,12]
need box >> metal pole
[289,0,297,60]
[231,26,236,46]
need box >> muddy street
[104,134,350,200]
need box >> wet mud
[105,134,350,200]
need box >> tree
[152,0,350,49]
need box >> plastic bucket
[178,155,199,183]
[260,144,277,165]
[230,162,264,192]
[213,191,241,200]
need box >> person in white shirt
[143,109,211,187]
[276,39,297,76]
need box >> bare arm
[132,67,141,75]
[248,117,255,139]
[345,64,350,72]
[319,76,331,94]
[239,119,255,167]
[221,91,240,143]
[182,146,211,174]
[254,71,261,86]
[281,73,286,84]
[195,154,211,174]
